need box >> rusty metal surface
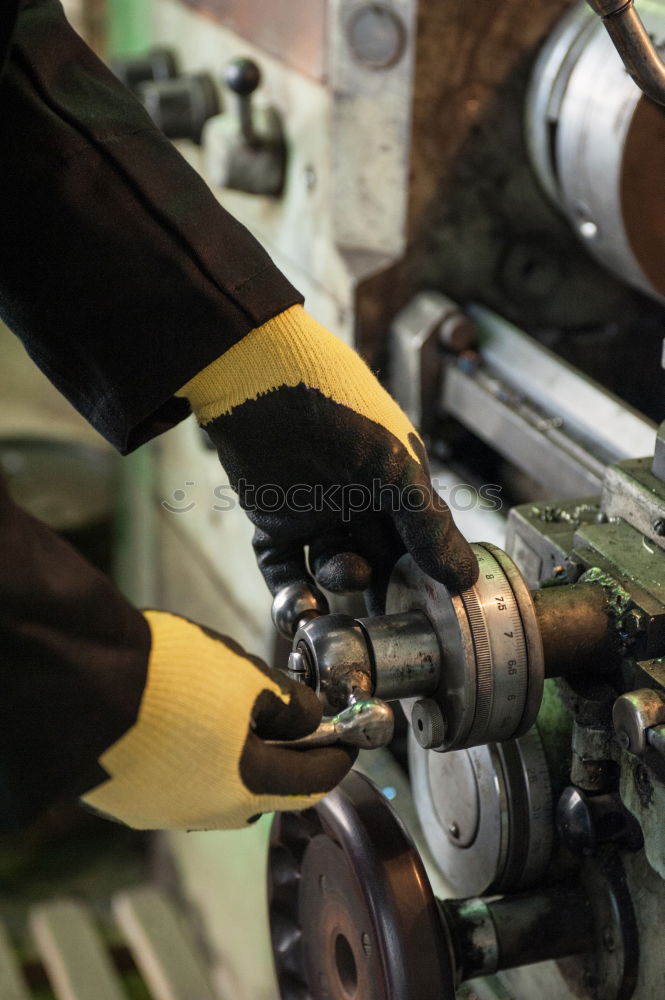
[179,0,327,79]
[621,95,665,298]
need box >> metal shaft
[587,0,665,106]
[532,583,618,677]
[442,884,593,984]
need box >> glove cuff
[176,304,421,462]
[81,611,285,830]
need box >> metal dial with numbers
[387,542,544,750]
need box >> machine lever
[266,698,394,750]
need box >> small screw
[653,518,665,537]
[448,822,460,840]
[361,932,372,957]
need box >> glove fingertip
[252,684,322,740]
[314,552,372,593]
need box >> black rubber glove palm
[180,306,478,617]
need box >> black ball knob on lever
[224,58,263,149]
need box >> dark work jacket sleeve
[0,476,150,831]
[0,0,303,453]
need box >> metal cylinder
[532,583,618,677]
[358,611,441,701]
[442,884,593,983]
[526,1,665,304]
[292,610,439,711]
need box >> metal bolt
[361,932,372,957]
[346,4,406,69]
[653,518,665,537]
[411,699,446,749]
[448,822,460,840]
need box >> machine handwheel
[268,770,454,1000]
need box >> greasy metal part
[571,720,618,793]
[558,850,640,1000]
[556,787,644,855]
[533,583,618,677]
[291,609,440,712]
[269,773,638,1000]
[271,581,328,639]
[527,1,665,303]
[612,688,665,755]
[409,724,553,896]
[443,886,591,981]
[388,543,544,750]
[358,611,441,701]
[506,499,604,589]
[267,698,394,750]
[291,614,373,712]
[389,292,475,432]
[603,459,665,554]
[283,544,615,760]
[268,771,454,1000]
[442,308,656,499]
[586,0,665,106]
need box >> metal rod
[587,0,665,106]
[442,884,593,984]
[531,583,620,676]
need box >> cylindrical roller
[292,610,440,712]
[387,544,544,751]
[358,611,441,701]
[526,1,665,304]
[532,583,617,677]
[442,885,592,982]
[286,545,616,752]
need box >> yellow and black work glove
[179,305,478,610]
[81,611,355,830]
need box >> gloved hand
[179,305,478,612]
[81,611,355,830]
